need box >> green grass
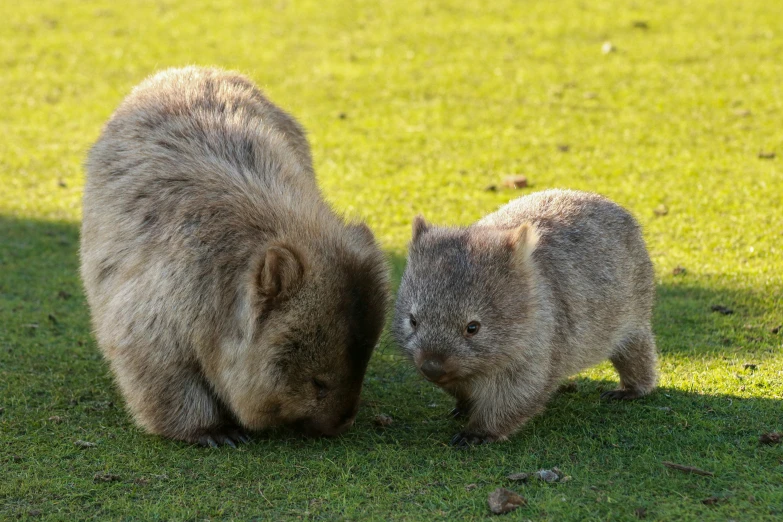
[1,0,782,519]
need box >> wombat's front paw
[192,427,251,448]
[601,389,643,401]
[450,431,498,448]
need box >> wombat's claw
[197,428,250,448]
[450,431,493,448]
[601,389,641,401]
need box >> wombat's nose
[420,359,445,381]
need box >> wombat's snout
[297,406,357,438]
[420,359,446,382]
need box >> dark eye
[313,378,328,399]
[465,321,481,337]
[409,314,418,329]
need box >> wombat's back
[480,189,654,376]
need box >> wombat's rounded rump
[392,189,657,446]
[81,67,389,446]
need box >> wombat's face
[392,218,537,387]
[239,241,387,437]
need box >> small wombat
[81,67,389,446]
[392,189,657,446]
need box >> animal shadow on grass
[1,215,779,452]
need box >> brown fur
[80,67,389,446]
[392,189,657,445]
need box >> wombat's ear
[350,222,377,246]
[412,215,430,242]
[257,244,306,301]
[507,223,539,265]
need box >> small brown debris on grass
[484,184,498,192]
[28,510,42,517]
[662,461,714,476]
[557,143,570,152]
[502,175,528,189]
[337,112,347,120]
[733,109,751,117]
[373,413,393,427]
[13,455,23,462]
[759,432,781,445]
[488,487,526,515]
[758,150,776,159]
[536,469,560,482]
[771,325,782,334]
[653,204,668,216]
[701,496,721,505]
[743,363,758,371]
[711,305,734,315]
[506,472,530,482]
[48,415,63,423]
[632,21,649,29]
[57,179,67,188]
[57,290,71,300]
[74,439,97,448]
[94,472,121,483]
[465,483,478,491]
[672,265,686,276]
[634,507,647,519]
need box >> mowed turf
[1,0,781,520]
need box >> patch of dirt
[759,432,781,445]
[710,305,734,315]
[57,290,72,300]
[465,483,477,491]
[632,21,649,29]
[672,265,686,276]
[634,507,647,519]
[94,472,121,483]
[653,204,668,216]
[701,496,721,505]
[488,487,526,515]
[758,151,775,159]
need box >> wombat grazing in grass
[80,67,389,446]
[392,189,657,446]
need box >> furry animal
[392,189,657,446]
[80,67,389,446]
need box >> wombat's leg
[450,384,553,447]
[449,398,472,419]
[113,354,247,447]
[603,330,658,401]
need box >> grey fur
[81,67,389,445]
[392,189,657,445]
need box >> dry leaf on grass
[488,487,526,515]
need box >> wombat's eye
[465,321,481,337]
[312,378,329,399]
[409,314,418,329]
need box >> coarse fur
[80,67,389,446]
[392,189,657,446]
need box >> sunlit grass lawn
[1,0,781,519]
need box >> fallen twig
[662,461,714,476]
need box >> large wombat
[392,189,657,446]
[81,67,389,446]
